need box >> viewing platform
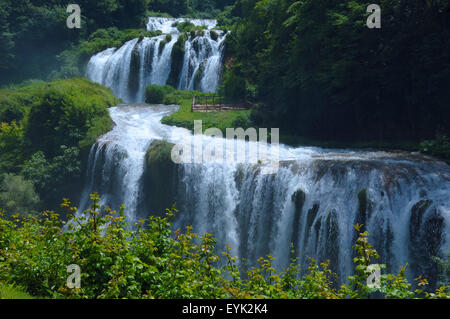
[191,95,250,112]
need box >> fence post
[192,96,195,112]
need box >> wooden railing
[191,95,250,112]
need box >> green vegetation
[0,78,119,211]
[420,134,450,162]
[143,141,179,216]
[175,21,207,33]
[145,84,176,104]
[161,95,252,133]
[435,252,450,288]
[0,0,151,85]
[0,196,448,299]
[222,0,450,149]
[53,28,163,79]
[147,0,235,18]
[0,0,234,85]
[0,174,40,218]
[0,282,34,299]
[143,84,252,133]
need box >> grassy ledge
[162,98,251,133]
[145,86,251,133]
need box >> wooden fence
[191,95,250,112]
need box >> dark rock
[128,42,140,101]
[409,200,444,290]
[139,140,179,218]
[167,34,187,88]
[291,189,306,256]
[210,30,219,41]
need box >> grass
[161,98,422,154]
[0,282,34,299]
[161,95,251,133]
[153,87,434,157]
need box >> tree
[224,0,450,143]
[0,173,40,217]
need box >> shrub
[0,78,118,209]
[22,146,81,210]
[25,78,117,156]
[420,134,450,161]
[232,114,253,130]
[0,121,25,174]
[0,174,40,218]
[0,196,448,299]
[218,70,246,103]
[145,84,176,104]
[0,282,33,299]
[177,21,201,33]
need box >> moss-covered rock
[409,200,444,290]
[167,33,188,88]
[141,140,179,217]
[128,42,140,101]
[291,189,306,213]
[210,30,219,41]
[291,189,306,256]
[158,34,172,56]
[193,60,207,90]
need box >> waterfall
[77,105,186,224]
[78,105,450,287]
[86,17,227,103]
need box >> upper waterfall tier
[146,17,218,34]
[86,17,227,103]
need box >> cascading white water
[79,105,450,287]
[77,105,188,224]
[177,33,225,92]
[86,39,139,102]
[86,17,227,103]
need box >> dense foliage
[145,84,177,104]
[149,0,235,18]
[0,78,119,211]
[420,134,450,163]
[0,195,448,299]
[0,0,234,85]
[222,0,450,145]
[54,27,163,79]
[0,0,152,84]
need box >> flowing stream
[78,104,450,287]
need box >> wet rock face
[291,189,306,256]
[140,140,179,218]
[167,35,187,88]
[409,200,444,289]
[128,43,140,101]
